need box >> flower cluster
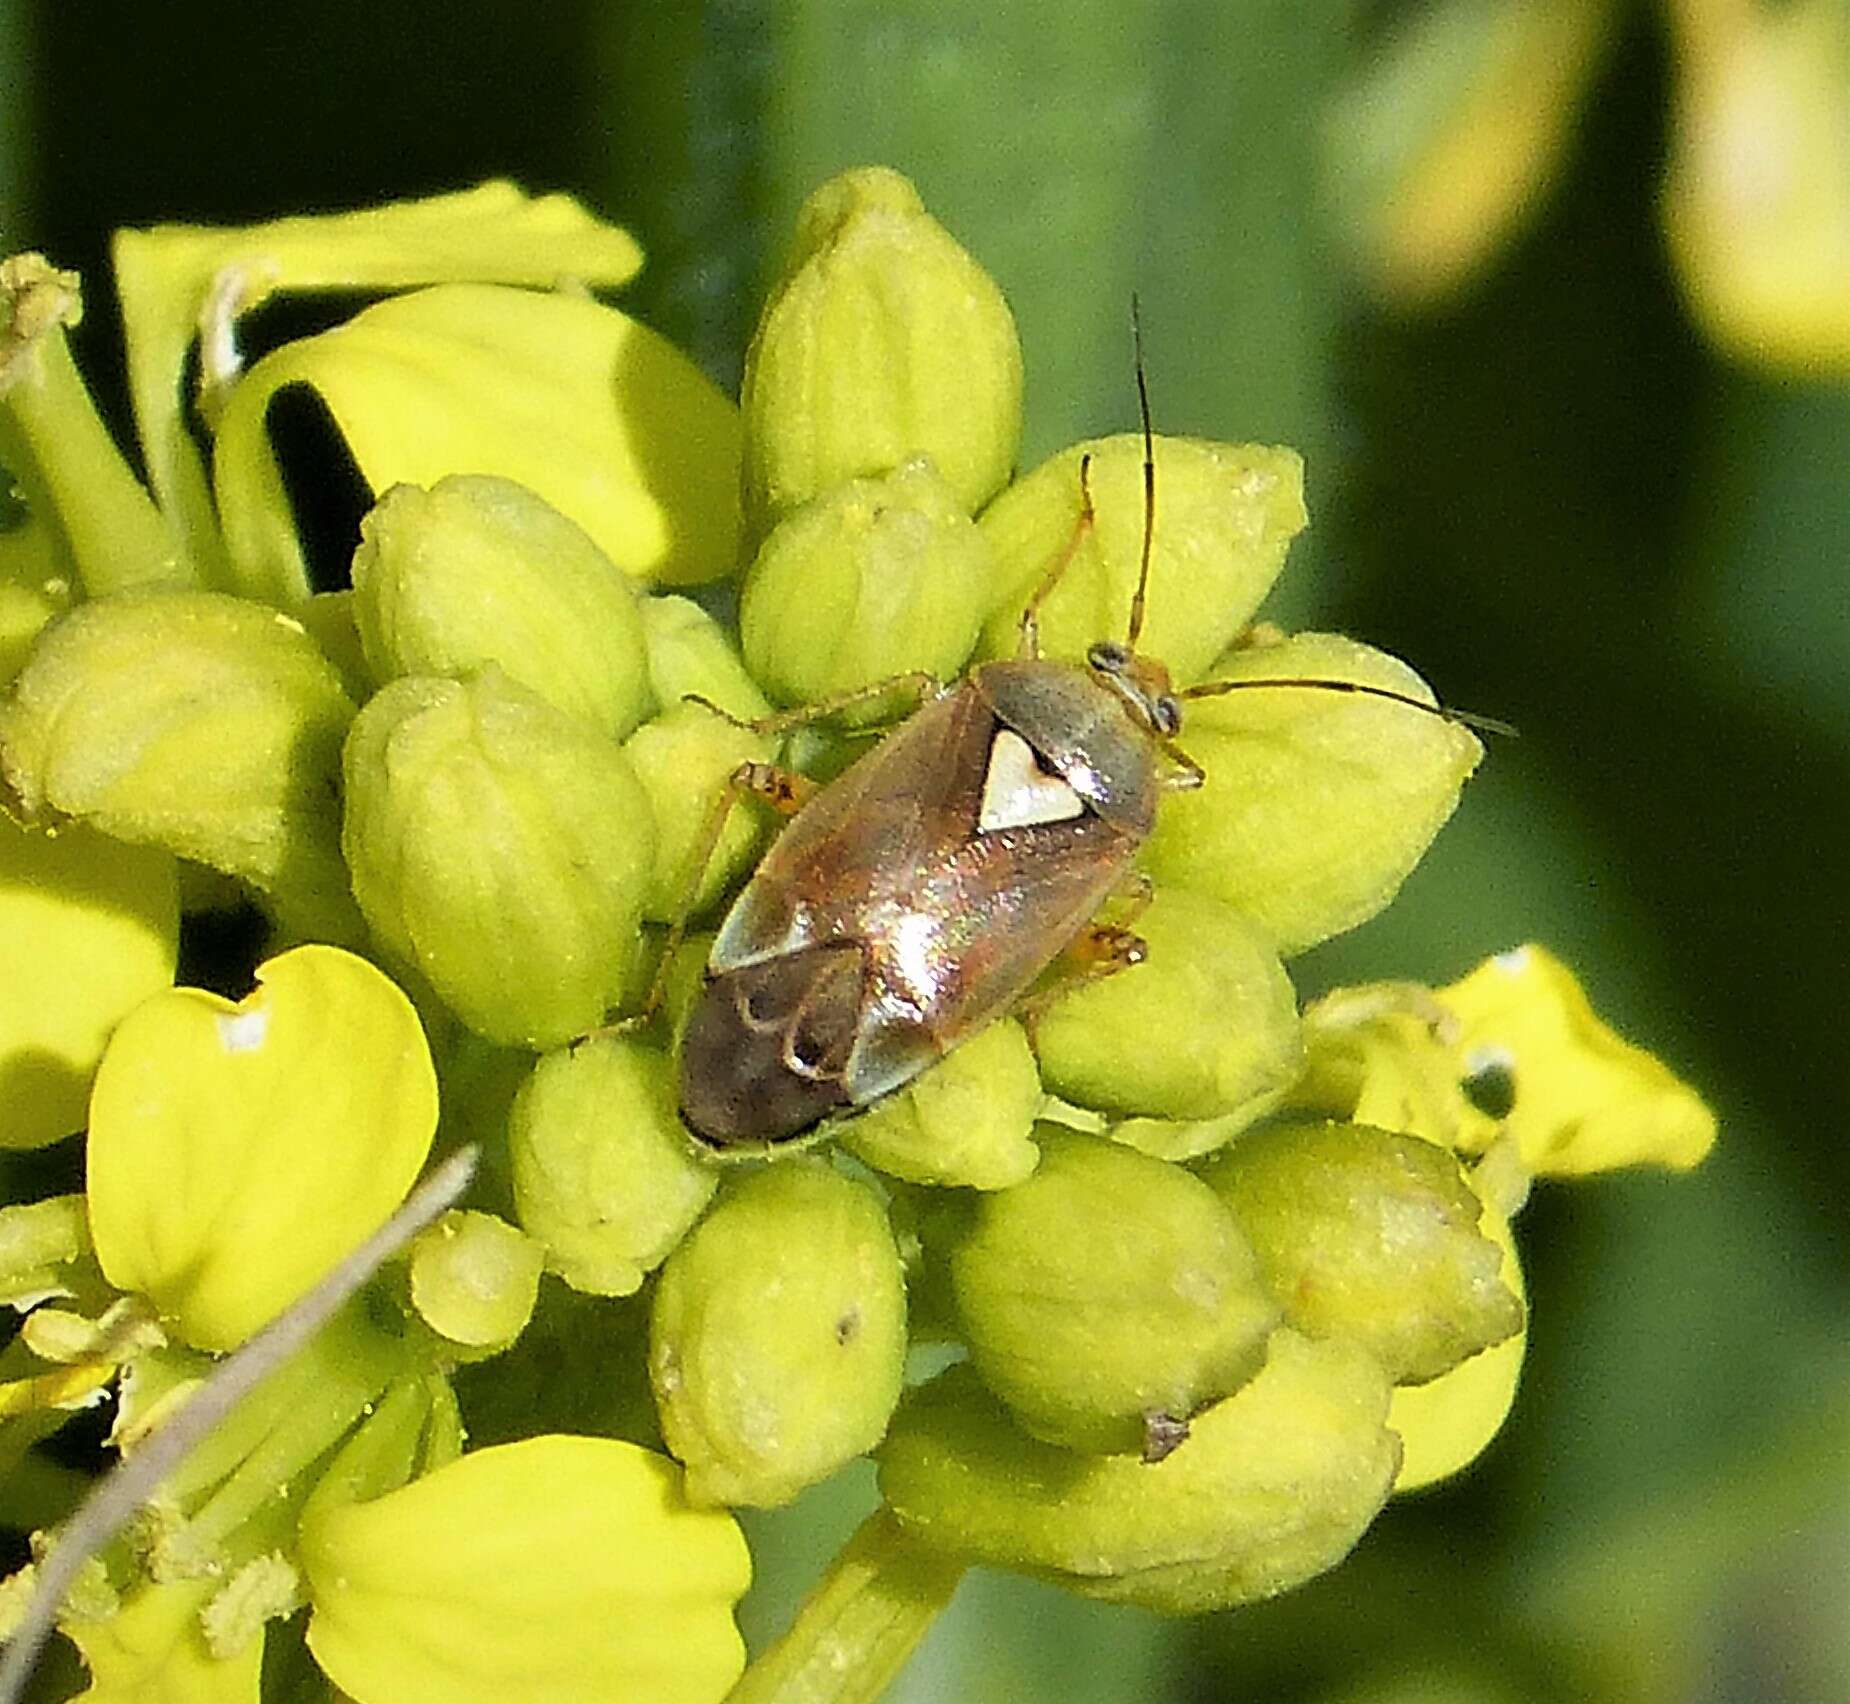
[0,171,1713,1702]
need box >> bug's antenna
[1177,674,1518,739]
[1125,295,1157,652]
[0,1146,480,1704]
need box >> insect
[674,336,1503,1150]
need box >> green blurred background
[3,1,1844,1699]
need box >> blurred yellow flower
[1663,0,1850,372]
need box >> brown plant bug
[670,313,1509,1151]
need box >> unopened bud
[408,1208,544,1352]
[352,475,651,737]
[651,1161,906,1507]
[949,1130,1278,1454]
[509,1035,716,1296]
[1032,886,1302,1124]
[880,1328,1399,1612]
[0,589,358,941]
[977,435,1306,681]
[843,1018,1042,1192]
[1202,1120,1522,1384]
[741,456,990,708]
[341,668,654,1046]
[741,167,1021,535]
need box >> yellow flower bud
[949,1130,1279,1454]
[352,475,652,737]
[622,703,770,923]
[843,1018,1042,1191]
[639,594,771,724]
[1032,886,1302,1123]
[1202,1121,1523,1385]
[1141,632,1482,955]
[977,435,1306,682]
[651,1162,906,1508]
[741,167,1022,534]
[341,669,655,1047]
[880,1329,1400,1613]
[0,589,358,942]
[741,456,991,708]
[509,1036,716,1297]
[408,1209,544,1353]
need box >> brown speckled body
[679,660,1159,1146]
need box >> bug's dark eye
[1152,695,1182,736]
[1088,641,1129,673]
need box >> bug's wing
[706,684,1142,1116]
[679,943,864,1145]
[711,687,997,971]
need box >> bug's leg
[1014,872,1154,1041]
[583,760,819,1042]
[1016,453,1098,660]
[1158,737,1205,792]
[685,671,940,738]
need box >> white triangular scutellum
[978,729,1084,833]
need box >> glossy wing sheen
[710,683,1142,1112]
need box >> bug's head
[1087,638,1183,739]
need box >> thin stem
[725,1510,966,1704]
[0,1146,477,1704]
[0,255,193,596]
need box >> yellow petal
[301,1435,751,1704]
[213,284,741,603]
[0,1359,116,1418]
[64,1576,262,1704]
[87,945,438,1350]
[0,817,177,1149]
[1289,983,1500,1154]
[1390,1194,1526,1492]
[113,183,644,576]
[1438,945,1717,1175]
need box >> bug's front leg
[1015,452,1099,660]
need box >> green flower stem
[0,259,191,595]
[725,1511,965,1704]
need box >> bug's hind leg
[1014,872,1154,1041]
[580,759,818,1043]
